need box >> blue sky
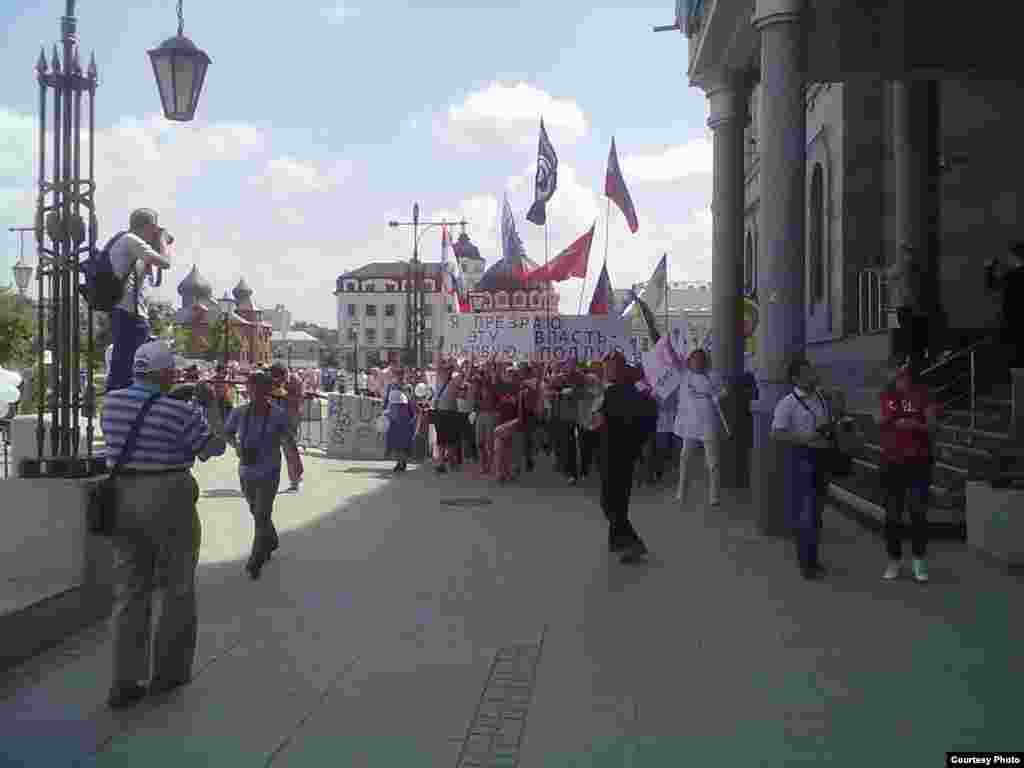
[1,0,713,325]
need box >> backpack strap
[109,392,161,476]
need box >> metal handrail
[918,335,995,436]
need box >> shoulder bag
[792,390,853,478]
[86,391,162,536]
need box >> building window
[365,328,376,345]
[384,328,396,344]
[809,163,825,307]
[423,328,433,344]
[345,282,355,291]
[363,282,375,292]
[365,304,377,317]
[384,303,396,317]
[744,232,755,296]
[421,305,433,318]
[641,338,650,352]
[347,328,357,341]
[347,303,356,318]
[386,282,395,292]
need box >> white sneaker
[912,558,929,583]
[883,560,901,580]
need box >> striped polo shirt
[101,383,221,471]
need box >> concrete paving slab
[1,450,1021,768]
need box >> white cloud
[621,137,713,183]
[435,82,588,152]
[249,156,353,203]
[322,3,359,23]
[0,108,359,324]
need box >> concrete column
[888,81,930,361]
[706,75,750,488]
[751,0,806,536]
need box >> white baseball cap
[133,341,176,376]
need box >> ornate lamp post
[217,291,235,368]
[147,0,211,122]
[388,205,467,369]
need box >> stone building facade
[174,268,273,367]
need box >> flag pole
[664,252,669,338]
[603,198,611,267]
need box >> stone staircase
[828,344,1016,540]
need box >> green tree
[0,288,35,368]
[147,300,176,339]
[206,315,243,363]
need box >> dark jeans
[881,461,931,559]
[555,420,578,478]
[790,447,827,571]
[600,449,643,548]
[106,308,151,392]
[578,428,598,477]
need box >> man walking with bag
[101,341,226,708]
[225,371,297,579]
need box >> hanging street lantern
[12,258,33,296]
[148,0,211,122]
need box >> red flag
[527,223,594,283]
[605,137,638,233]
[589,263,615,315]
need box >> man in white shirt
[771,358,835,580]
[106,209,172,392]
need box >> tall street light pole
[388,204,467,370]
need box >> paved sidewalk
[0,452,1021,767]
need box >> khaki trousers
[109,471,201,688]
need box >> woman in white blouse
[673,349,728,507]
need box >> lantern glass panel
[153,55,174,116]
[174,55,195,115]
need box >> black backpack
[81,231,129,311]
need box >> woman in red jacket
[878,364,939,583]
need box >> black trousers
[600,451,643,548]
[578,429,598,477]
[881,462,931,559]
[555,420,578,478]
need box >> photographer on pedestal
[105,208,173,392]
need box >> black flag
[526,118,558,225]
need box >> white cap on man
[133,341,175,377]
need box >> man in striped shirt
[101,340,226,708]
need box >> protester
[473,367,500,476]
[225,370,296,579]
[674,349,728,507]
[100,341,226,708]
[878,364,939,582]
[432,361,460,473]
[548,363,584,484]
[455,372,477,465]
[574,368,603,481]
[106,209,172,393]
[270,363,304,491]
[594,351,649,563]
[770,358,836,580]
[213,363,237,421]
[384,368,415,472]
[492,367,524,483]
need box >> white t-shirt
[387,386,409,406]
[109,232,163,315]
[358,372,369,390]
[105,344,114,373]
[771,387,830,438]
[674,371,725,441]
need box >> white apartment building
[335,262,456,369]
